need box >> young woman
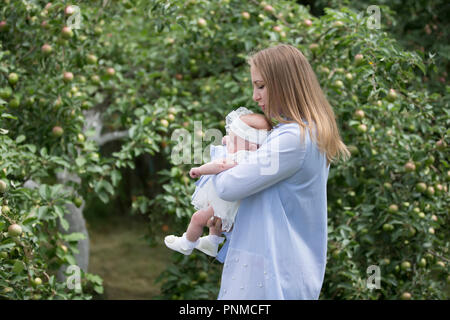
[210,44,350,299]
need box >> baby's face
[226,131,256,154]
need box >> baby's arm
[189,158,237,178]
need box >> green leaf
[62,232,86,242]
[98,191,109,203]
[37,206,49,220]
[39,185,51,200]
[59,217,69,231]
[12,260,25,274]
[76,157,87,167]
[54,205,65,218]
[94,285,104,294]
[15,135,26,143]
[0,242,15,251]
[111,170,121,186]
[100,180,114,195]
[25,144,36,153]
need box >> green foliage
[0,133,100,299]
[1,0,448,300]
[155,252,222,300]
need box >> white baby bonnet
[225,107,271,145]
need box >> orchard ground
[87,213,171,299]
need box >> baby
[164,107,272,257]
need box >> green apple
[347,145,359,155]
[400,292,411,300]
[41,43,52,55]
[63,72,74,82]
[354,109,364,119]
[401,261,411,271]
[52,126,64,137]
[404,161,416,172]
[8,224,22,237]
[425,186,435,196]
[263,5,275,13]
[33,277,42,286]
[273,25,282,33]
[387,89,397,102]
[415,182,427,192]
[418,258,427,268]
[357,124,367,133]
[383,182,392,190]
[64,5,75,16]
[61,26,73,39]
[0,179,8,193]
[91,74,101,84]
[241,12,250,20]
[309,43,319,52]
[74,197,83,208]
[0,87,12,99]
[8,96,20,108]
[94,26,103,35]
[424,155,435,166]
[354,53,364,65]
[106,67,115,77]
[86,54,98,64]
[1,205,10,214]
[334,80,344,88]
[197,18,207,27]
[8,73,19,85]
[0,21,7,32]
[388,204,398,213]
[160,119,169,127]
[198,271,208,281]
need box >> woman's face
[250,66,267,113]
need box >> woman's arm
[190,158,237,178]
[211,126,307,202]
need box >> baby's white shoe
[196,235,225,257]
[164,233,199,255]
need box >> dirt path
[86,215,171,299]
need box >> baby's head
[226,113,272,154]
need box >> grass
[86,214,172,300]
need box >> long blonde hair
[247,44,350,165]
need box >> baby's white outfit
[164,107,271,257]
[190,149,252,232]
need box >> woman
[211,44,350,299]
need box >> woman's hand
[189,167,202,178]
[207,216,225,233]
[222,135,229,146]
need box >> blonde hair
[247,44,350,165]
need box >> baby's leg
[186,206,214,242]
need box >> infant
[164,107,272,257]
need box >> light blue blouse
[209,121,330,300]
